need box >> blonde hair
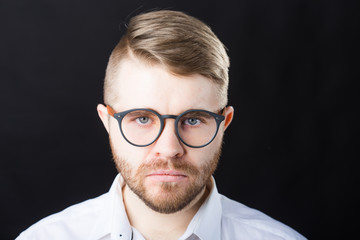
[104,10,230,107]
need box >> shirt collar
[89,174,222,240]
[181,177,222,240]
[90,174,133,240]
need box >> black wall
[1,0,358,239]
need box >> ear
[223,106,234,131]
[97,104,110,133]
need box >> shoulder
[16,193,109,240]
[219,195,307,240]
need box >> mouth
[146,170,188,182]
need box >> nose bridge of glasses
[161,114,178,120]
[158,114,180,137]
[160,114,178,130]
[155,114,182,145]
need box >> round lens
[121,110,161,146]
[177,110,217,147]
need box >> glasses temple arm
[106,105,116,116]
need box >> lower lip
[147,174,187,182]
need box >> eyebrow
[182,111,213,118]
[126,110,155,116]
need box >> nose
[152,118,185,158]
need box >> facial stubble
[110,138,222,214]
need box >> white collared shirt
[16,174,306,240]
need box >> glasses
[107,106,225,148]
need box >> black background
[1,0,358,239]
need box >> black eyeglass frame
[107,106,225,148]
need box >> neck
[122,184,209,240]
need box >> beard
[110,139,222,214]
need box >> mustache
[138,158,200,176]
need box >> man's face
[100,57,232,214]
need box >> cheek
[189,140,221,167]
[204,133,223,159]
[109,119,131,151]
[109,122,149,168]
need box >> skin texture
[97,56,233,240]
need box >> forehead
[110,58,220,113]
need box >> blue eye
[136,117,150,124]
[185,118,200,126]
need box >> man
[17,10,306,240]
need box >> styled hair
[104,10,230,107]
